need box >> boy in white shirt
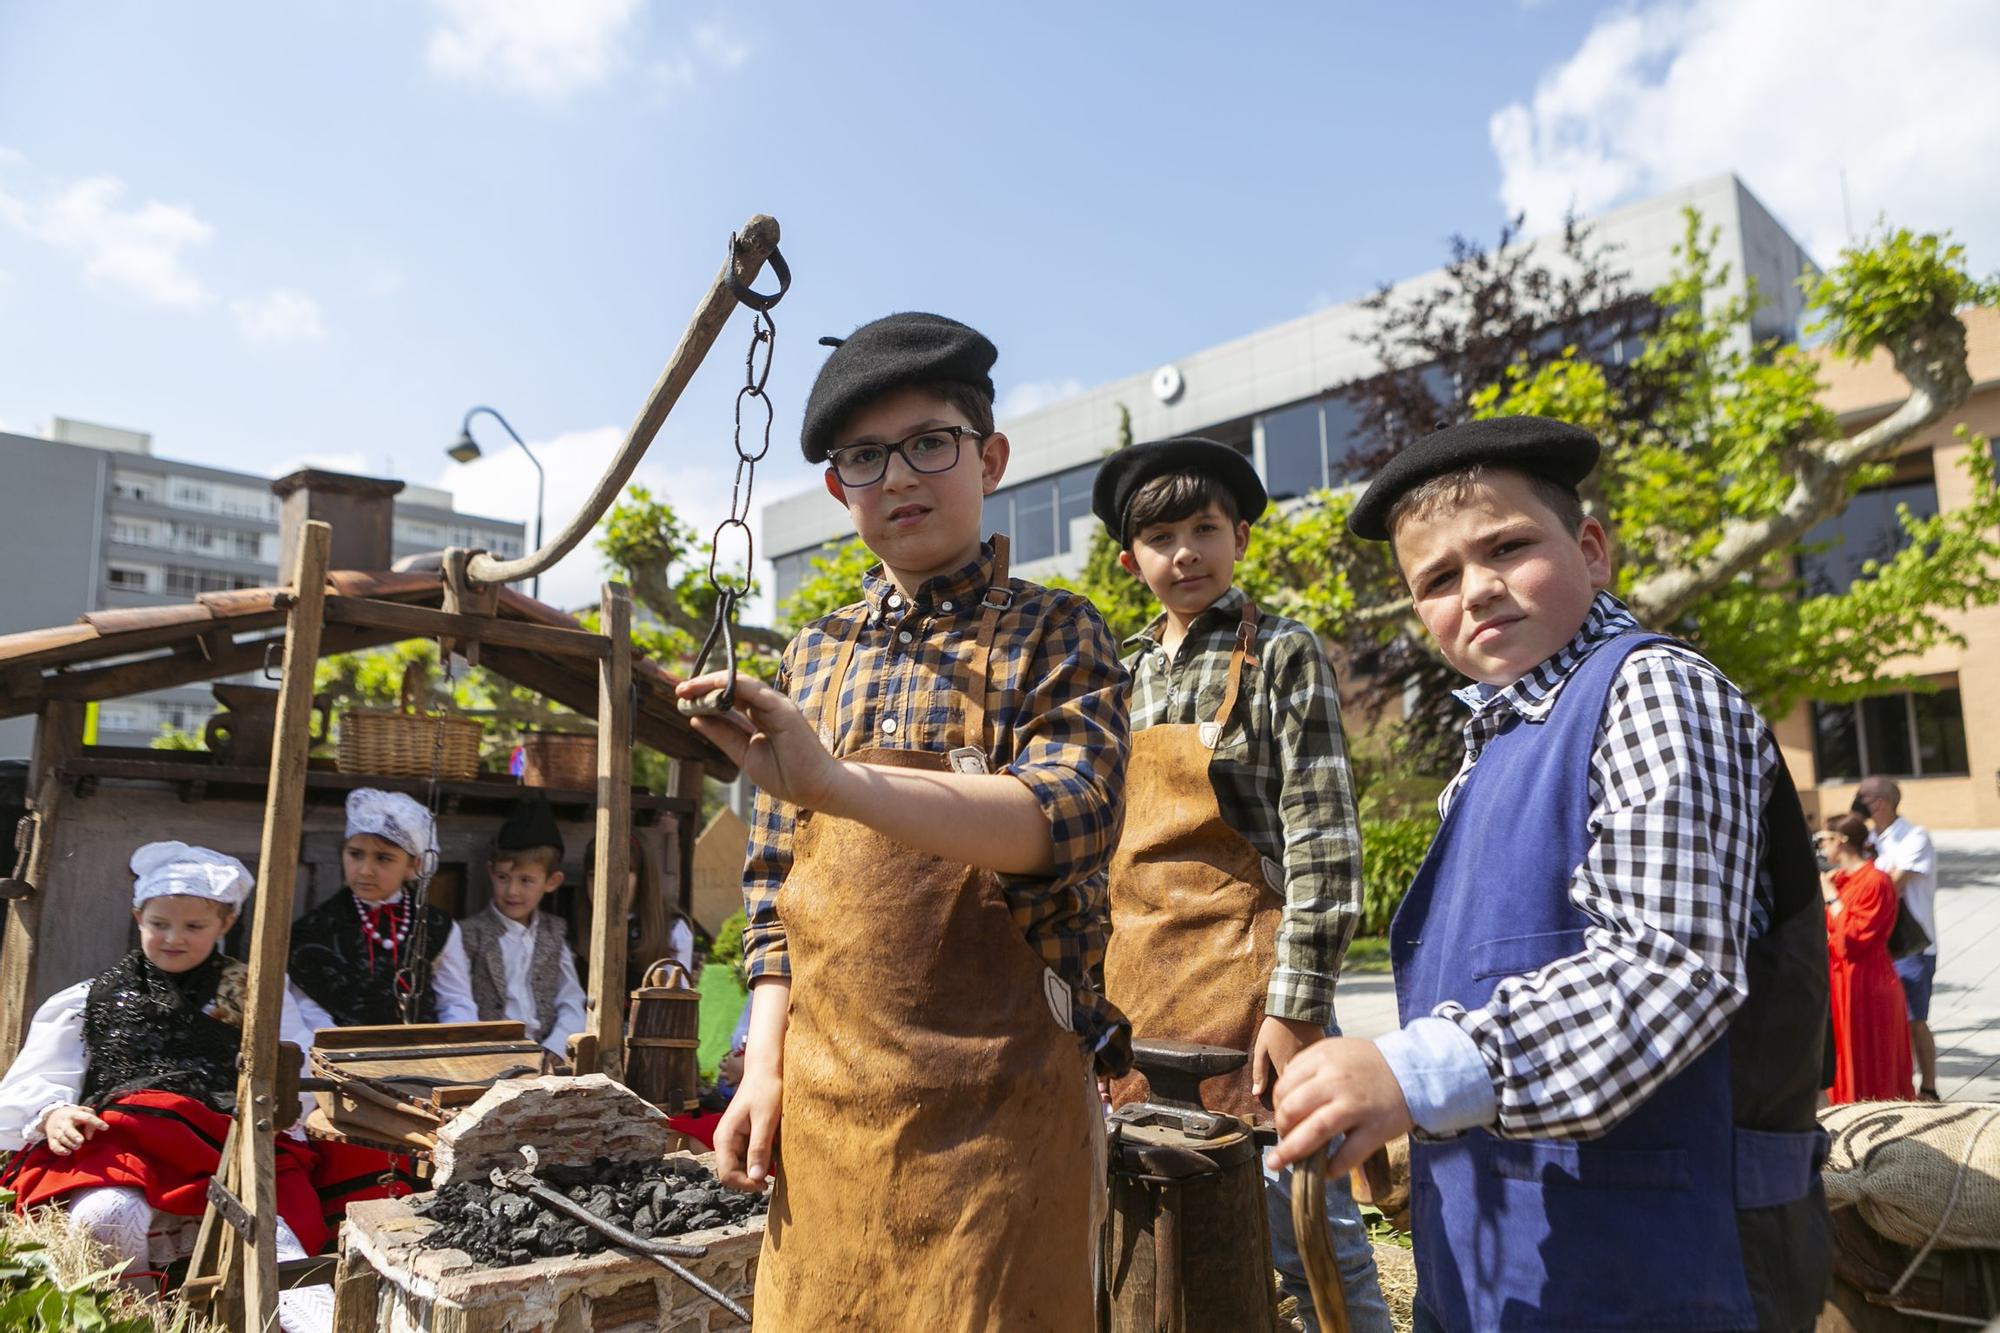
[458,796,586,1062]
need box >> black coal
[412,1157,768,1269]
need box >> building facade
[762,173,1814,603]
[0,419,525,758]
[1778,308,1999,830]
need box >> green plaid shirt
[742,540,1133,1072]
[1123,586,1361,1026]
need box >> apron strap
[1210,600,1261,733]
[958,535,1011,756]
[818,623,862,757]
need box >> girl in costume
[287,788,478,1219]
[0,842,330,1333]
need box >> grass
[1344,935,1392,974]
[1,1202,223,1332]
[696,962,748,1079]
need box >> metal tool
[489,1145,751,1323]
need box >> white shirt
[1874,815,1939,956]
[0,971,318,1151]
[494,912,588,1057]
[287,921,482,1034]
[669,918,695,974]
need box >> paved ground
[1337,831,2000,1104]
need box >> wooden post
[582,583,632,1080]
[0,700,84,1063]
[672,759,703,920]
[223,520,331,1329]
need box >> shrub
[1360,817,1436,936]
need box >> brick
[431,1074,675,1187]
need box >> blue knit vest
[1391,632,1822,1331]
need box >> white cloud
[998,378,1084,421]
[650,19,753,94]
[433,424,754,616]
[1490,0,2000,270]
[0,157,214,308]
[427,0,641,101]
[232,289,325,344]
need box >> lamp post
[448,406,545,600]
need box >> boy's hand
[42,1105,107,1156]
[1251,1014,1323,1101]
[714,1064,783,1193]
[1264,1037,1413,1177]
[677,673,844,812]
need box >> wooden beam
[322,595,610,660]
[232,520,332,1329]
[0,623,401,717]
[475,643,717,764]
[583,582,633,1080]
[0,701,84,1063]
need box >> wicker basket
[521,732,598,790]
[337,662,481,780]
[624,959,701,1111]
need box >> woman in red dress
[1818,814,1913,1103]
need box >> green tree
[1058,210,2000,770]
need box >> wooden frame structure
[0,534,731,1329]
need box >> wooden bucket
[520,732,598,790]
[624,960,700,1112]
[338,662,481,780]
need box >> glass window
[1798,469,1940,596]
[983,491,1013,545]
[1013,483,1057,564]
[1912,688,1969,777]
[1812,699,1862,782]
[1321,395,1369,488]
[1859,694,1913,779]
[1811,682,1968,780]
[1055,466,1097,554]
[1260,401,1323,500]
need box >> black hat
[495,794,563,858]
[1347,415,1600,542]
[1091,438,1268,543]
[800,312,997,463]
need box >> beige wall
[1778,308,2000,828]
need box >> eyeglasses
[826,425,987,488]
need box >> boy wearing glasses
[678,312,1130,1329]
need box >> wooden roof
[0,571,732,775]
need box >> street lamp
[448,405,545,600]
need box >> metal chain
[687,231,787,713]
[395,651,454,1022]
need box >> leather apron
[1105,601,1282,1124]
[754,542,1102,1332]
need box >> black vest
[289,888,453,1027]
[81,950,244,1112]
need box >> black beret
[1347,415,1600,541]
[495,794,563,858]
[800,312,997,463]
[1091,438,1269,541]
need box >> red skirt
[308,1139,418,1228]
[3,1090,329,1255]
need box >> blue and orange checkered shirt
[740,539,1132,1070]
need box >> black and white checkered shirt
[1435,592,1779,1138]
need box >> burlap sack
[1820,1101,2000,1251]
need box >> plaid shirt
[1433,591,1778,1138]
[741,539,1132,1068]
[1124,586,1363,1026]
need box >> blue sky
[4,1,1996,609]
